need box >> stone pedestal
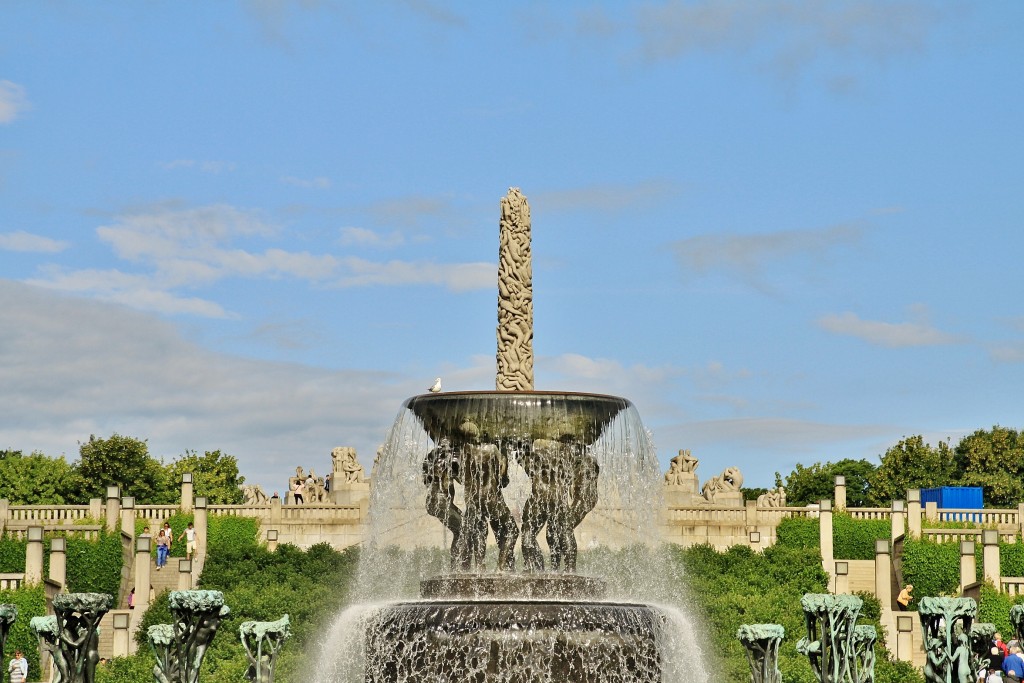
[663,473,700,506]
[105,486,120,532]
[983,529,1000,589]
[332,481,370,506]
[112,612,131,657]
[875,540,891,611]
[121,496,136,538]
[49,537,66,588]
[960,540,977,592]
[25,526,44,585]
[711,490,745,507]
[907,489,922,539]
[180,473,194,513]
[834,475,847,511]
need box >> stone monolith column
[496,187,533,391]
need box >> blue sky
[1,1,1022,493]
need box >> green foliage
[0,450,81,504]
[833,514,890,560]
[0,535,27,572]
[776,458,877,507]
[95,655,155,683]
[1002,542,1024,577]
[741,487,769,502]
[976,582,1024,636]
[166,450,245,504]
[128,536,360,682]
[901,538,961,604]
[776,516,820,549]
[870,435,957,504]
[62,530,123,596]
[954,426,1024,507]
[77,433,168,503]
[207,516,260,555]
[0,585,47,678]
[676,542,919,683]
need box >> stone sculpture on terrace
[757,486,787,508]
[148,590,231,683]
[242,485,269,506]
[240,614,291,683]
[795,593,862,683]
[918,596,975,683]
[664,449,701,505]
[496,186,533,392]
[737,623,784,683]
[701,466,744,506]
[332,446,366,483]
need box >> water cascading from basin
[314,188,708,682]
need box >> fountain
[317,188,705,682]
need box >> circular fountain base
[420,573,607,601]
[365,600,665,683]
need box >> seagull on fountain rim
[429,377,442,393]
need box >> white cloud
[817,311,961,347]
[0,81,29,124]
[0,231,69,253]
[281,175,331,189]
[673,224,862,290]
[335,257,494,292]
[338,227,406,248]
[0,279,414,488]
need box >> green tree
[775,458,877,507]
[953,426,1024,507]
[166,450,246,504]
[0,450,83,503]
[76,434,169,503]
[869,435,957,504]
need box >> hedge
[0,585,47,679]
[900,538,961,604]
[833,514,890,561]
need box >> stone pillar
[896,614,915,663]
[834,475,847,511]
[48,537,67,588]
[891,500,905,540]
[132,536,152,630]
[90,497,103,520]
[112,612,131,657]
[983,529,1001,590]
[105,485,120,532]
[0,499,8,530]
[177,559,193,590]
[266,529,279,552]
[820,500,834,591]
[907,489,922,539]
[875,539,892,611]
[180,473,194,513]
[1019,503,1024,539]
[834,561,850,594]
[270,496,282,527]
[121,496,135,537]
[194,496,208,559]
[925,501,938,523]
[495,187,534,391]
[960,540,977,592]
[25,526,44,585]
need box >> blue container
[920,486,984,509]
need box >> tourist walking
[178,522,196,560]
[155,529,170,570]
[8,649,27,683]
[896,584,913,611]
